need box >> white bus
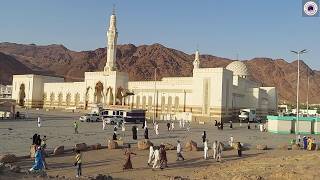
[100,108,146,124]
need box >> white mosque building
[11,11,277,122]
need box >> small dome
[226,61,249,77]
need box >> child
[75,150,82,177]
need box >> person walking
[37,117,41,128]
[123,144,136,170]
[152,147,160,170]
[74,121,79,134]
[179,119,182,128]
[102,119,106,130]
[159,144,168,169]
[176,140,185,161]
[113,132,117,140]
[147,143,155,166]
[229,135,234,147]
[187,122,191,132]
[41,147,48,170]
[202,131,207,144]
[41,135,47,149]
[155,123,159,136]
[204,139,209,160]
[132,126,138,140]
[182,119,185,128]
[229,120,233,129]
[171,121,175,130]
[74,150,82,177]
[212,140,217,160]
[32,133,38,145]
[302,136,307,150]
[35,135,42,146]
[247,122,251,129]
[216,141,223,162]
[144,127,149,139]
[167,122,170,131]
[29,146,44,172]
[236,142,242,157]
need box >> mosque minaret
[104,8,118,73]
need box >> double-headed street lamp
[290,49,307,135]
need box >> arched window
[66,93,71,107]
[161,96,165,113]
[50,92,55,106]
[58,93,63,107]
[174,96,179,112]
[136,95,140,108]
[167,96,172,113]
[75,93,80,107]
[148,96,153,111]
[142,96,146,109]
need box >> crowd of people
[27,116,318,178]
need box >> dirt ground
[2,108,320,179]
[7,148,320,180]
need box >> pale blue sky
[0,0,319,69]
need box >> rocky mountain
[0,42,318,104]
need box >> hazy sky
[0,0,319,69]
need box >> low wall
[267,116,317,134]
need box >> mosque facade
[11,11,277,122]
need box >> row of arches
[134,95,180,114]
[44,92,81,107]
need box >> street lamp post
[290,49,307,136]
[153,67,158,124]
[307,69,310,117]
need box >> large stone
[107,140,118,149]
[10,165,21,173]
[164,143,176,150]
[185,140,198,151]
[256,144,268,150]
[278,144,290,150]
[0,154,17,163]
[92,143,102,150]
[53,146,64,155]
[92,174,113,180]
[75,143,87,151]
[137,140,152,150]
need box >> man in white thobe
[152,148,160,169]
[216,141,223,162]
[229,136,234,147]
[147,144,155,166]
[179,119,182,128]
[155,123,159,136]
[37,117,41,128]
[171,121,175,130]
[212,140,217,160]
[102,119,106,130]
[204,139,209,160]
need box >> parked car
[79,113,101,122]
[103,115,124,125]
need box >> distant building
[0,84,12,99]
[11,10,277,122]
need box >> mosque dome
[226,61,249,77]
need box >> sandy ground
[1,108,320,179]
[8,148,320,180]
